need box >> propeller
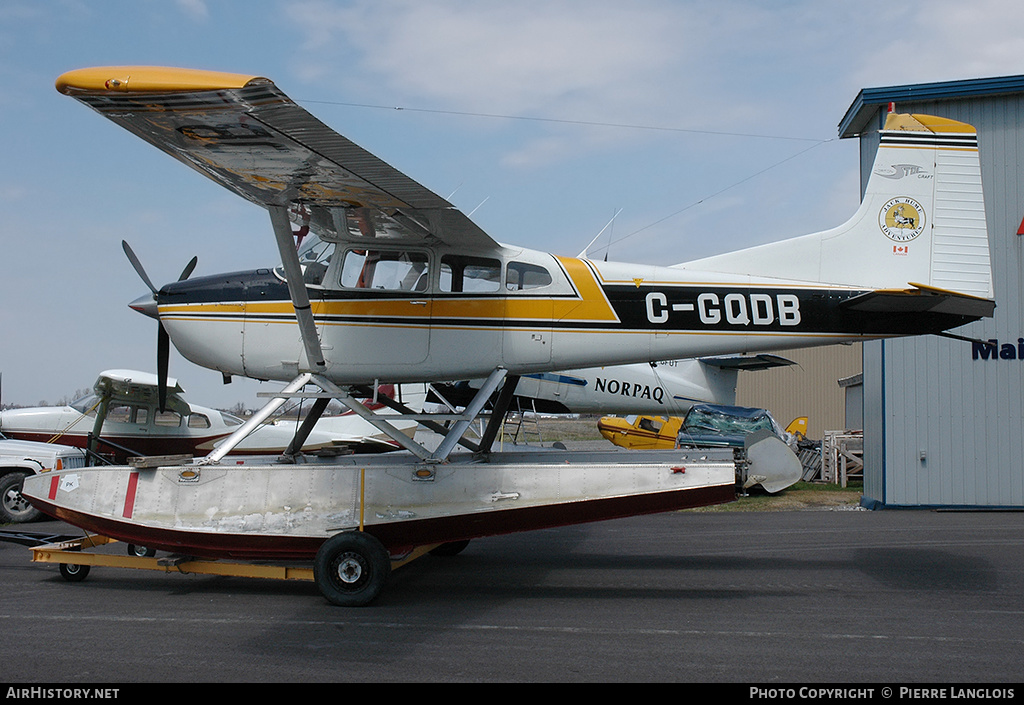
[122,240,197,413]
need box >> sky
[2,0,1024,410]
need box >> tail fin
[675,113,994,302]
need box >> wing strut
[269,205,326,373]
[194,203,515,464]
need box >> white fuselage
[157,245,930,388]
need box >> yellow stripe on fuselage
[158,256,620,326]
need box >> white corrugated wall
[863,95,1024,507]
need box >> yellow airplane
[598,415,684,450]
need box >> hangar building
[839,75,1024,509]
[739,74,1024,509]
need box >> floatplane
[23,66,994,605]
[0,370,422,463]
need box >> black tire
[127,544,156,558]
[59,562,90,582]
[0,471,42,524]
[429,539,471,557]
[313,532,391,607]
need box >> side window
[440,255,501,293]
[106,404,147,425]
[187,414,211,429]
[340,249,430,291]
[105,404,131,424]
[155,411,182,427]
[639,417,664,433]
[506,262,553,291]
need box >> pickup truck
[0,433,87,523]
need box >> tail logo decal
[874,164,932,180]
[879,197,926,242]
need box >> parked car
[0,432,87,523]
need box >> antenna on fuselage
[578,208,622,259]
[467,196,490,217]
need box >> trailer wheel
[127,544,156,558]
[314,532,390,607]
[59,562,90,582]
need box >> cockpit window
[297,236,336,286]
[274,234,336,287]
[506,262,553,291]
[340,249,430,291]
[440,255,501,293]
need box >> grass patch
[687,481,864,512]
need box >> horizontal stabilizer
[840,283,995,319]
[700,354,796,371]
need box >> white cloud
[286,1,699,117]
[850,0,1024,86]
[175,0,209,21]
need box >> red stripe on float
[123,471,139,518]
[48,475,59,500]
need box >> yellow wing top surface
[56,66,498,250]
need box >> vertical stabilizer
[674,113,993,300]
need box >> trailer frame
[26,531,437,589]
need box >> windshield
[70,393,100,415]
[682,407,776,436]
[274,233,336,287]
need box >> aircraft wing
[94,369,191,416]
[56,66,500,251]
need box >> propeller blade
[122,240,157,294]
[179,256,198,281]
[157,323,170,414]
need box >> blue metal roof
[839,74,1024,138]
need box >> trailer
[24,531,439,587]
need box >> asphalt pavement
[2,508,1023,684]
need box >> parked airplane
[0,370,420,463]
[431,354,794,416]
[598,405,801,451]
[23,67,994,605]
